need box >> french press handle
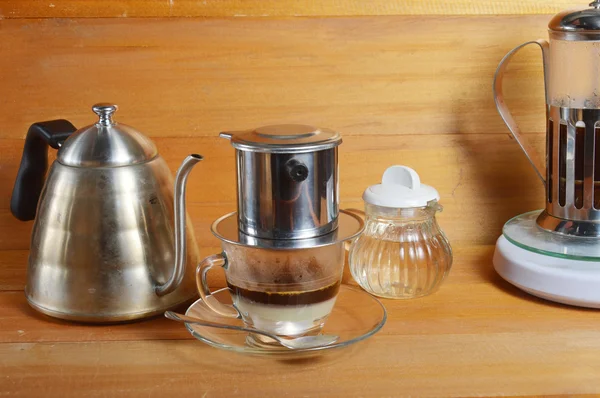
[10,120,77,221]
[493,39,549,186]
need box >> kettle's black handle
[10,120,77,221]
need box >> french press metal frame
[494,1,600,237]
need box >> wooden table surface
[3,245,600,397]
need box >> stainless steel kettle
[11,103,200,322]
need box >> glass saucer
[183,284,387,357]
[503,210,600,261]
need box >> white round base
[494,235,600,308]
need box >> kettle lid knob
[92,103,118,126]
[57,103,157,167]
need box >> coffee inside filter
[225,244,344,291]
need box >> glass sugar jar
[349,166,452,299]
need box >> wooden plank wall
[0,1,580,293]
[0,0,587,17]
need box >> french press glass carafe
[495,1,600,237]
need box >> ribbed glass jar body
[349,202,452,299]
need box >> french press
[495,1,600,237]
[493,2,600,308]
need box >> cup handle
[196,253,240,318]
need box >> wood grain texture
[0,0,585,18]
[0,251,26,291]
[0,133,546,253]
[0,16,549,139]
[4,245,600,396]
[0,291,194,343]
[3,246,600,344]
[0,245,495,294]
[3,332,600,396]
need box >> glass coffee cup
[197,210,363,338]
[197,222,347,337]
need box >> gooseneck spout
[156,154,203,296]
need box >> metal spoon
[164,311,339,350]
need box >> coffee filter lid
[363,166,439,208]
[220,124,341,154]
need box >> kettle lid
[549,2,600,37]
[57,103,158,167]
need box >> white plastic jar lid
[362,165,439,208]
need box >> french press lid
[58,103,158,167]
[220,124,342,154]
[549,1,600,39]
